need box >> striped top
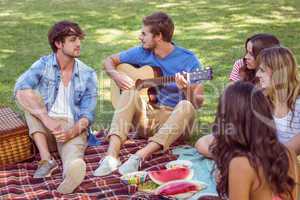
[229,58,244,81]
[274,98,300,143]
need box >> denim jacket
[14,53,99,144]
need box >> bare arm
[16,89,61,131]
[103,54,134,90]
[195,134,214,158]
[183,83,204,109]
[175,73,204,109]
[286,134,300,156]
[286,147,300,199]
[72,118,89,136]
[53,117,89,143]
[103,53,121,78]
[228,157,254,200]
[16,89,48,120]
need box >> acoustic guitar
[110,64,213,109]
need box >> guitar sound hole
[147,87,158,104]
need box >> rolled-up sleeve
[119,46,145,65]
[14,59,44,97]
[78,70,98,125]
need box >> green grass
[1,0,299,145]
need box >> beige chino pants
[18,93,87,176]
[107,89,196,151]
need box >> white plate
[198,192,219,197]
[165,160,193,169]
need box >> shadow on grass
[0,0,299,142]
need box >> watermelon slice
[148,167,193,185]
[155,180,206,199]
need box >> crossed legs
[94,89,196,176]
[16,90,87,194]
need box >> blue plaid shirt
[14,53,99,144]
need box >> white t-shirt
[274,98,300,143]
[49,81,74,122]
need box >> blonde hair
[257,46,300,114]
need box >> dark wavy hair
[239,33,280,83]
[143,12,174,42]
[210,81,295,199]
[48,20,85,52]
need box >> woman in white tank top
[256,46,300,155]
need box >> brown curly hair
[48,20,85,52]
[210,81,295,199]
[143,12,174,42]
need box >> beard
[62,48,80,58]
[142,41,157,51]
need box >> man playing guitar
[94,12,204,176]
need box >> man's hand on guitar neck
[175,72,188,90]
[175,72,204,110]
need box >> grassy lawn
[0,0,299,144]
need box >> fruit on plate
[148,167,193,185]
[120,171,148,185]
[155,180,206,199]
[166,160,193,169]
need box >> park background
[0,0,299,144]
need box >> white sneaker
[93,155,121,176]
[57,158,86,194]
[118,154,142,175]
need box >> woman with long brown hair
[197,34,281,156]
[210,81,298,200]
[256,46,300,155]
[229,33,280,83]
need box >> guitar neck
[134,67,212,89]
[145,75,177,85]
[135,74,184,89]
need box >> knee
[121,89,140,98]
[195,137,206,152]
[174,100,196,117]
[195,134,214,158]
[178,99,193,106]
[119,89,142,105]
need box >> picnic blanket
[0,131,179,200]
[129,146,220,200]
[172,146,218,199]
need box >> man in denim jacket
[14,21,98,194]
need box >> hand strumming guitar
[112,72,135,90]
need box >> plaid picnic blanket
[0,131,179,200]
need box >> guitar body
[110,64,161,109]
[110,63,213,109]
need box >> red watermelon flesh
[159,181,198,195]
[155,180,205,198]
[149,167,192,185]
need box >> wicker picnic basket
[0,107,34,165]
